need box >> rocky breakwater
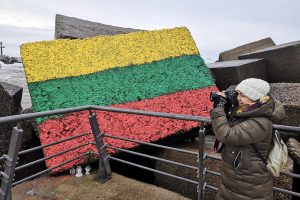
[0,55,21,65]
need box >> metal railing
[0,105,299,200]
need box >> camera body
[210,88,238,109]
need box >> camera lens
[210,92,217,102]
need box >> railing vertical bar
[0,126,23,200]
[198,123,206,200]
[89,111,111,183]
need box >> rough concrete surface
[270,83,300,128]
[239,40,300,83]
[218,37,275,61]
[207,59,267,90]
[55,14,142,39]
[288,138,300,165]
[0,81,22,170]
[269,83,300,106]
[0,81,23,116]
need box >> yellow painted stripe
[21,27,199,83]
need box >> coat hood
[235,98,286,123]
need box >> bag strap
[251,129,280,165]
[251,144,267,165]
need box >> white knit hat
[235,78,270,101]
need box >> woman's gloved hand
[213,95,227,108]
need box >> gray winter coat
[210,98,286,200]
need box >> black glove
[213,95,227,108]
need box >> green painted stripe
[28,55,214,112]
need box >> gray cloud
[0,24,52,57]
[0,0,299,62]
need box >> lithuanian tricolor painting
[21,27,217,172]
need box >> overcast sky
[0,0,299,62]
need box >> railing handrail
[0,105,299,133]
[0,105,210,124]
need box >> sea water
[0,61,32,109]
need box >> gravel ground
[12,172,189,200]
[270,83,300,106]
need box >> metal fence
[0,105,299,200]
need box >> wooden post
[0,42,5,56]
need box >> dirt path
[12,172,190,200]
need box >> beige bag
[252,130,288,177]
[266,131,288,177]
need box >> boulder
[287,138,300,166]
[0,81,22,117]
[239,40,300,83]
[218,37,275,61]
[207,59,267,90]
[287,138,300,198]
[55,14,142,39]
[0,81,22,170]
[269,83,300,141]
[269,83,300,127]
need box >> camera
[210,88,238,108]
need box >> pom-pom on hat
[235,78,270,101]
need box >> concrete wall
[239,40,300,83]
[218,37,275,61]
[207,59,267,90]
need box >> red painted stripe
[39,86,217,172]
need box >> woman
[210,78,286,200]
